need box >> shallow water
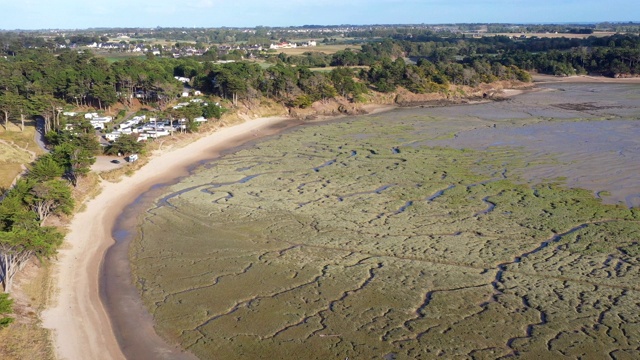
[424,84,640,206]
[124,83,640,359]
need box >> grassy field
[95,52,146,63]
[131,86,640,359]
[0,121,42,189]
[277,44,357,56]
[0,262,55,360]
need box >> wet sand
[424,82,640,206]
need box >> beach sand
[41,116,293,360]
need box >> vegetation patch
[131,92,640,359]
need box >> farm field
[94,51,146,63]
[129,83,640,359]
[277,44,356,56]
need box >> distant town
[3,22,639,60]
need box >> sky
[1,0,638,30]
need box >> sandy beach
[41,116,293,360]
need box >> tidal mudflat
[131,84,640,359]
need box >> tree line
[1,96,100,293]
[395,33,640,77]
[271,34,640,78]
[0,143,95,292]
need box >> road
[34,116,49,153]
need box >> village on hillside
[65,93,220,149]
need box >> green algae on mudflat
[131,99,640,359]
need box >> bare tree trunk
[44,115,52,134]
[1,253,12,293]
[20,112,24,132]
[54,106,61,130]
[1,250,34,293]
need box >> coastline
[41,115,298,360]
[38,74,638,359]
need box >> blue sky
[1,0,638,30]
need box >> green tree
[210,62,263,106]
[26,154,65,182]
[0,91,24,130]
[0,191,33,231]
[0,222,63,293]
[202,103,225,120]
[90,84,118,110]
[289,95,313,108]
[51,142,97,186]
[27,179,74,225]
[105,134,144,156]
[174,103,205,133]
[330,68,367,99]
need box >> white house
[105,132,122,141]
[146,129,170,138]
[269,42,297,49]
[90,116,113,129]
[118,119,141,130]
[92,116,113,123]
